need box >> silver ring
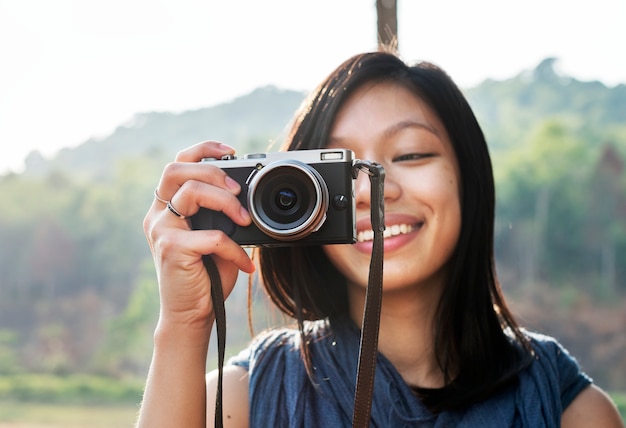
[167,201,187,219]
[154,188,169,204]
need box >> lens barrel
[247,160,329,240]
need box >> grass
[0,374,143,427]
[0,402,139,428]
[0,393,623,427]
[0,374,144,404]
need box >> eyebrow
[382,119,440,139]
[327,119,442,150]
[328,119,442,147]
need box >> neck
[347,280,446,389]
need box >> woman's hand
[137,141,254,428]
[144,140,255,332]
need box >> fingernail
[240,206,251,223]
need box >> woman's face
[323,81,461,293]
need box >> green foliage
[494,120,604,288]
[95,259,160,376]
[466,58,626,154]
[0,331,21,375]
[487,67,626,297]
[0,374,144,404]
[0,401,139,427]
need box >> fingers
[175,140,236,163]
[156,159,239,201]
[193,230,255,275]
[153,141,251,226]
[166,178,250,226]
[156,140,239,201]
[153,225,255,275]
[146,140,254,270]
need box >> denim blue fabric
[229,318,591,427]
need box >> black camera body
[191,149,357,246]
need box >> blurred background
[0,0,624,426]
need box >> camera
[191,149,357,246]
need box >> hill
[466,57,626,153]
[17,58,626,181]
[21,85,305,179]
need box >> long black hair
[258,52,531,412]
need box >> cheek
[440,175,461,214]
[419,164,462,245]
[437,172,462,252]
[416,164,461,211]
[322,244,348,271]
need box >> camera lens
[275,188,297,210]
[247,160,329,241]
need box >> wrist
[153,314,215,351]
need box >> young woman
[137,52,623,427]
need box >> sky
[1,0,625,174]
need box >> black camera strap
[202,254,226,427]
[351,160,385,428]
[204,160,385,428]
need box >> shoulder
[525,331,592,403]
[524,332,623,426]
[228,320,331,370]
[206,365,249,428]
[205,327,303,428]
[561,384,624,427]
[525,331,587,378]
[526,330,572,357]
[207,321,332,427]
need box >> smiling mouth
[356,223,420,243]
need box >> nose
[354,172,371,208]
[354,163,400,209]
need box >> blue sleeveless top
[229,317,591,427]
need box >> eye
[393,153,435,162]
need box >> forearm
[136,321,212,428]
[138,140,254,427]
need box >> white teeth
[359,230,375,242]
[357,224,415,243]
